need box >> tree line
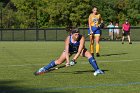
[0,0,140,28]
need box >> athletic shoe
[129,42,132,44]
[34,67,47,76]
[96,53,100,57]
[93,69,104,76]
[122,42,124,44]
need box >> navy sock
[88,57,99,71]
[44,60,56,70]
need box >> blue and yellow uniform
[88,13,103,36]
[88,13,103,55]
[34,29,104,76]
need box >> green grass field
[0,41,140,93]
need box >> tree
[46,0,92,27]
[0,0,140,28]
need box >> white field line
[0,58,140,67]
[34,81,140,91]
[0,64,47,67]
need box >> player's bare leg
[128,35,132,44]
[55,51,67,65]
[122,36,125,44]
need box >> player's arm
[73,36,85,61]
[65,36,70,66]
[88,14,93,34]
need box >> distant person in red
[122,19,132,44]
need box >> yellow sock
[90,44,94,54]
[96,44,100,53]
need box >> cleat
[34,67,47,76]
[93,69,104,76]
[122,42,124,44]
[99,69,104,74]
[129,42,132,44]
[96,53,100,57]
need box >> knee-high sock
[96,44,100,53]
[44,60,56,71]
[90,44,94,54]
[88,57,99,71]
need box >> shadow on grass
[0,80,74,93]
[101,53,128,57]
[73,70,109,74]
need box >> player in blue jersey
[34,28,104,76]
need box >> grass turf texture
[0,41,140,93]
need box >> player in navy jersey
[34,28,104,76]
